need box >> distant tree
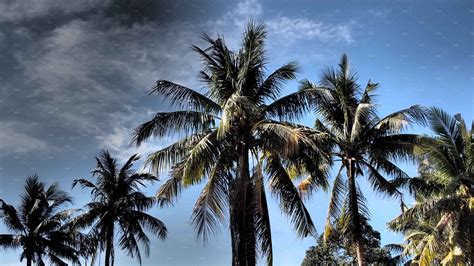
[301,217,393,265]
[0,175,81,266]
[71,151,167,266]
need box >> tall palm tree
[72,151,167,266]
[389,109,473,265]
[132,22,327,265]
[297,54,427,266]
[0,175,81,266]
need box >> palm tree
[72,151,167,266]
[297,54,427,266]
[132,22,326,265]
[0,175,81,266]
[389,109,473,265]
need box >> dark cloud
[0,0,355,162]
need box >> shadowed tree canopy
[389,109,473,265]
[301,217,394,265]
[132,21,329,265]
[0,175,82,266]
[71,151,167,266]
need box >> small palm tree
[72,151,167,266]
[132,22,326,265]
[389,109,473,265]
[298,54,426,266]
[0,175,81,266]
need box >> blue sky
[0,0,473,265]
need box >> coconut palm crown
[71,151,167,266]
[389,109,473,265]
[0,175,81,266]
[298,54,427,266]
[132,22,328,265]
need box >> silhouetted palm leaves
[0,175,81,266]
[389,109,473,265]
[71,151,167,266]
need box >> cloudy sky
[0,0,473,265]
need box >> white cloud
[211,0,354,48]
[0,122,50,154]
[1,0,356,159]
[234,0,263,18]
[267,16,355,44]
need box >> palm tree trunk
[230,142,256,266]
[104,223,114,266]
[26,258,32,266]
[347,159,366,266]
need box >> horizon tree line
[1,22,472,266]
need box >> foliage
[0,175,82,266]
[71,151,167,266]
[132,21,328,265]
[389,109,473,265]
[301,218,393,265]
[298,54,427,265]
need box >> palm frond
[190,155,230,242]
[0,234,22,249]
[253,161,273,265]
[323,165,346,243]
[149,80,221,113]
[373,105,427,134]
[266,155,315,237]
[0,200,24,232]
[145,131,211,175]
[254,121,315,157]
[258,62,298,102]
[132,111,216,146]
[264,85,328,121]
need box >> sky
[0,0,473,265]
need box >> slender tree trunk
[104,223,114,266]
[26,258,32,266]
[347,159,366,266]
[230,142,256,266]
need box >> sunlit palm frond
[181,130,221,186]
[254,121,315,157]
[373,105,427,134]
[190,154,231,242]
[155,163,184,207]
[145,131,210,175]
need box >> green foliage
[389,109,473,265]
[298,54,427,265]
[302,218,393,265]
[132,21,327,265]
